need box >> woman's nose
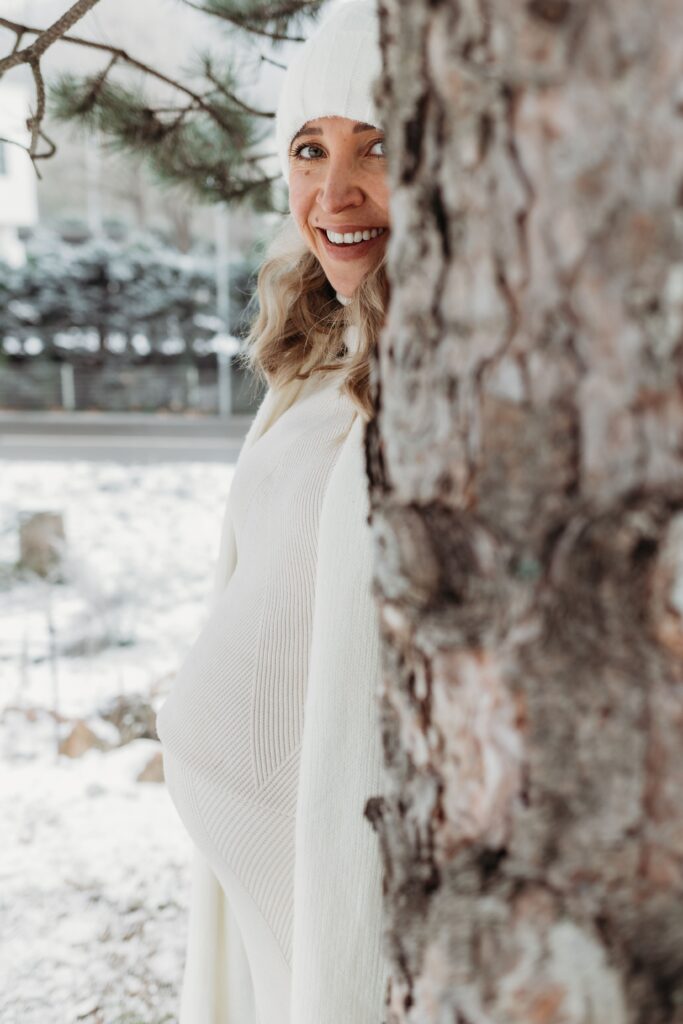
[317,157,364,211]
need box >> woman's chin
[325,270,362,297]
[331,282,356,298]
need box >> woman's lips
[316,227,388,261]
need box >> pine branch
[49,73,279,205]
[211,0,324,23]
[180,0,305,42]
[177,0,324,44]
[0,2,300,207]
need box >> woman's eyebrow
[290,121,381,144]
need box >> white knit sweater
[156,322,389,1024]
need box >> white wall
[0,81,39,229]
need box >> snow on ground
[0,459,235,1024]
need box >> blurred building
[0,81,38,267]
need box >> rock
[87,716,121,747]
[137,750,164,783]
[18,511,66,578]
[98,693,158,745]
[59,719,110,758]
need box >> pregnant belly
[161,745,297,969]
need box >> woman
[155,3,391,1022]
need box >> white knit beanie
[275,0,383,187]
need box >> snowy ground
[0,459,235,1024]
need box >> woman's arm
[291,415,390,1024]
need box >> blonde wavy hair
[238,213,389,422]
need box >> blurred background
[0,1,325,1020]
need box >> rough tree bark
[365,0,683,1021]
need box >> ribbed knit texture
[156,368,358,1023]
[156,321,389,1024]
[290,410,390,1024]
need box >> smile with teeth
[324,227,387,246]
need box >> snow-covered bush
[0,227,258,364]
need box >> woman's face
[288,116,390,298]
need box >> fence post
[60,363,76,411]
[185,365,199,410]
[217,351,232,417]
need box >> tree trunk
[366,1,683,1021]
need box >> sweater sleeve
[177,384,282,1024]
[290,415,390,1024]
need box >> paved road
[0,411,252,463]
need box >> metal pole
[60,363,76,410]
[214,206,232,416]
[217,350,232,418]
[185,364,199,411]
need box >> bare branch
[0,128,57,180]
[0,135,29,153]
[0,17,275,122]
[0,0,102,77]
[27,59,45,157]
[10,27,25,56]
[36,128,57,162]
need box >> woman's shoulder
[241,369,358,461]
[242,377,307,451]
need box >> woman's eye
[292,139,386,160]
[292,143,324,160]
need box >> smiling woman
[235,0,391,422]
[288,116,390,297]
[154,3,392,1024]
